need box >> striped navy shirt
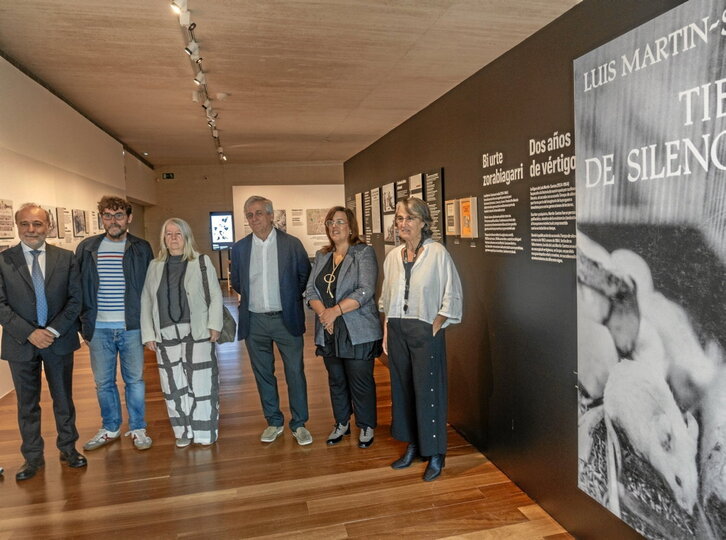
[96,238,126,324]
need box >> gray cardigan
[305,243,383,347]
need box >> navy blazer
[0,243,81,362]
[230,229,311,340]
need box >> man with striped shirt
[76,196,154,451]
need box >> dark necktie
[30,250,48,327]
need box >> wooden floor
[0,298,572,539]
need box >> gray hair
[244,196,273,215]
[14,203,50,224]
[395,196,433,240]
[157,217,199,262]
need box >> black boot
[423,454,445,481]
[391,443,420,469]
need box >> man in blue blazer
[231,196,312,445]
[0,203,86,481]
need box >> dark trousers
[323,356,377,429]
[245,312,308,430]
[387,318,447,457]
[8,350,78,462]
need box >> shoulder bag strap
[198,254,211,307]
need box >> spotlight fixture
[170,0,187,15]
[202,98,212,109]
[212,129,219,138]
[221,154,228,161]
[184,40,199,57]
[207,119,216,128]
[192,90,199,102]
[206,110,219,120]
[193,71,206,85]
[217,146,224,154]
[179,11,195,28]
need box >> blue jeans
[89,328,146,431]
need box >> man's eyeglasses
[394,215,419,224]
[325,219,348,227]
[102,212,127,221]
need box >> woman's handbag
[199,254,237,344]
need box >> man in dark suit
[0,203,86,481]
[231,196,312,445]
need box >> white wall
[0,57,156,397]
[233,185,345,257]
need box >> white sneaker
[125,429,152,450]
[260,425,284,443]
[83,428,121,451]
[293,426,313,446]
[358,427,374,448]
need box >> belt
[252,311,282,316]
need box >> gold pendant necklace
[324,251,345,298]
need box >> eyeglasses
[394,215,419,224]
[102,212,126,221]
[325,219,348,227]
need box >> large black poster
[575,0,726,538]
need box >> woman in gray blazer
[305,206,382,448]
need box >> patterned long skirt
[156,323,220,444]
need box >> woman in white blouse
[379,196,463,481]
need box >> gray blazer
[305,243,382,347]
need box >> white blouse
[379,239,463,327]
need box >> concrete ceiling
[0,0,579,168]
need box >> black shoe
[391,443,421,469]
[423,454,445,481]
[16,460,44,481]
[60,449,87,468]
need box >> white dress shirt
[248,227,282,313]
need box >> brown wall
[344,0,685,537]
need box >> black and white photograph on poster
[370,187,382,234]
[383,213,397,245]
[382,182,395,213]
[41,206,58,239]
[0,199,13,239]
[72,209,86,237]
[424,168,444,242]
[574,1,726,538]
[274,209,287,232]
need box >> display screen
[209,211,234,250]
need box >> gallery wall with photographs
[0,57,156,397]
[343,1,726,539]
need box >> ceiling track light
[170,0,187,15]
[202,98,212,109]
[212,129,219,138]
[193,71,206,86]
[184,40,199,57]
[220,154,228,161]
[217,146,224,154]
[179,11,193,28]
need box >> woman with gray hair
[141,218,223,447]
[379,196,463,481]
